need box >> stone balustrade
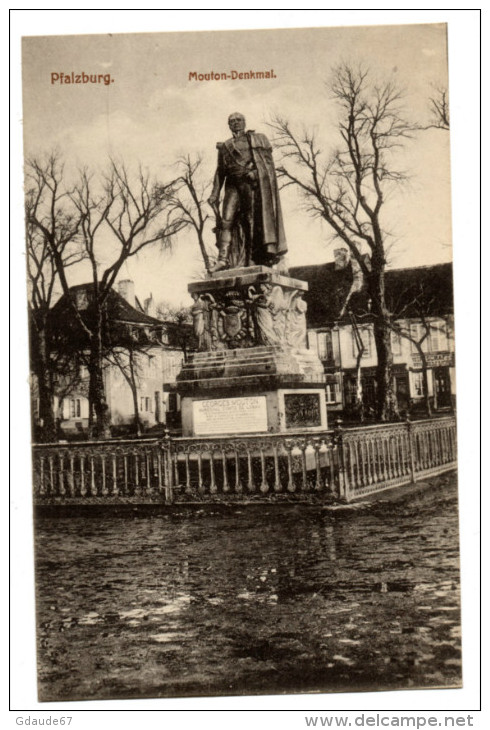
[32,416,457,505]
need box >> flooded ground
[34,473,461,702]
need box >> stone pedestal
[177,266,327,436]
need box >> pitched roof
[289,261,453,328]
[58,283,164,326]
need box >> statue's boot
[210,258,228,273]
[209,231,231,273]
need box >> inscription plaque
[193,396,268,435]
[284,393,322,429]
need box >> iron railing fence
[32,416,457,505]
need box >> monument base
[177,346,327,437]
[178,266,328,437]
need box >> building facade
[290,251,455,419]
[34,280,191,439]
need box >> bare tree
[104,345,150,437]
[156,302,193,361]
[25,153,85,441]
[270,63,414,420]
[27,154,185,439]
[168,154,214,273]
[420,86,450,131]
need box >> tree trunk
[369,269,399,422]
[128,352,142,437]
[418,349,432,417]
[88,318,111,440]
[35,326,57,443]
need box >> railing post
[406,416,417,484]
[334,418,347,501]
[163,428,173,504]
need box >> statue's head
[228,112,246,135]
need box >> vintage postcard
[21,22,463,705]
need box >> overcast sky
[22,23,451,309]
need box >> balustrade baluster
[68,455,75,496]
[447,425,453,461]
[325,440,335,493]
[314,443,322,491]
[49,456,54,496]
[197,451,205,493]
[132,453,140,495]
[209,449,217,494]
[425,430,431,469]
[172,453,179,488]
[394,435,401,478]
[259,448,268,493]
[400,432,408,477]
[429,430,435,467]
[405,422,414,483]
[234,449,242,493]
[112,454,119,496]
[378,437,386,482]
[89,456,95,496]
[380,436,388,482]
[367,439,373,485]
[385,437,392,479]
[414,432,421,473]
[101,454,108,496]
[123,454,128,495]
[80,455,86,496]
[247,448,254,492]
[434,428,440,466]
[360,440,367,487]
[185,451,192,493]
[157,452,162,493]
[428,429,435,467]
[222,449,230,492]
[347,441,357,491]
[300,444,308,491]
[425,429,432,468]
[441,427,448,462]
[402,432,408,475]
[286,444,295,492]
[58,454,65,496]
[146,450,152,493]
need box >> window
[318,331,334,361]
[429,321,447,352]
[352,327,371,358]
[139,396,151,412]
[325,383,337,403]
[409,323,428,352]
[391,330,402,356]
[70,398,81,418]
[412,371,424,397]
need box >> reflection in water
[35,476,461,701]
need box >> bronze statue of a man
[208,112,287,272]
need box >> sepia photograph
[13,13,480,712]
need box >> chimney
[118,280,136,308]
[144,294,156,318]
[334,247,349,270]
